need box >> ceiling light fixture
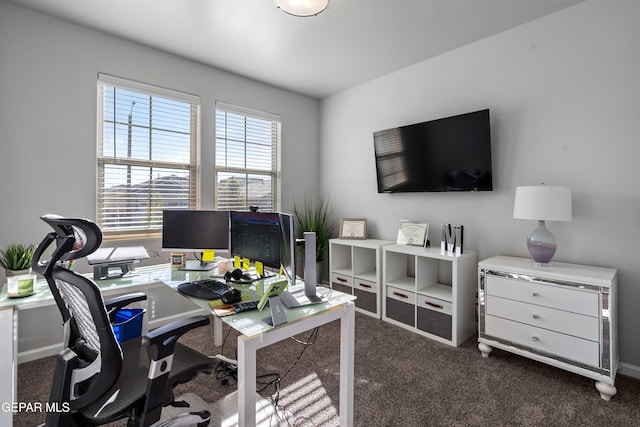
[276,0,329,17]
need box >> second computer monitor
[230,211,281,269]
[230,211,295,281]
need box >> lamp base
[527,220,557,264]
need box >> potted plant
[292,195,337,283]
[0,243,36,297]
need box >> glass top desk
[161,269,357,427]
[1,264,356,427]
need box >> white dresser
[478,255,618,400]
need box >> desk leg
[237,334,258,427]
[213,316,223,347]
[340,302,355,427]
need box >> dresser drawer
[485,315,600,367]
[331,273,352,288]
[486,295,599,341]
[485,275,598,316]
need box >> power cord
[256,326,320,423]
[213,327,237,386]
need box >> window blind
[215,102,281,211]
[97,74,200,237]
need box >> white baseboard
[618,362,640,379]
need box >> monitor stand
[280,232,327,308]
[280,286,327,308]
[179,260,216,271]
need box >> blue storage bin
[112,308,145,343]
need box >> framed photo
[340,218,367,239]
[170,252,185,268]
[396,221,429,246]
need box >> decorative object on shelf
[276,0,329,17]
[339,218,367,239]
[513,185,572,264]
[0,243,36,297]
[396,221,429,246]
[441,224,464,256]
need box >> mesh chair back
[33,215,124,409]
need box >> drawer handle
[425,301,443,310]
[532,314,540,320]
[532,336,539,342]
[393,291,409,299]
[337,277,348,283]
[359,283,372,289]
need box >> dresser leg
[595,381,616,401]
[478,342,492,358]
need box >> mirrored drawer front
[331,273,352,288]
[485,315,600,367]
[486,295,599,341]
[486,275,598,317]
[417,295,452,315]
[354,278,377,293]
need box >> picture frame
[170,252,185,268]
[340,218,368,239]
[396,221,429,246]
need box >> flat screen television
[373,109,492,193]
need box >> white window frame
[97,74,201,238]
[214,101,281,212]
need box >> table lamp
[513,185,572,264]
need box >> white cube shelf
[329,238,393,318]
[382,244,477,347]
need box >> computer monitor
[230,211,282,271]
[162,210,230,270]
[278,212,297,285]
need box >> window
[215,102,281,211]
[97,74,200,237]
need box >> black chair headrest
[32,215,102,275]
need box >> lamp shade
[276,0,329,16]
[513,186,572,221]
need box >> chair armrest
[105,293,147,322]
[142,315,210,360]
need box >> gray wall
[320,0,640,373]
[0,1,320,274]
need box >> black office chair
[32,214,215,427]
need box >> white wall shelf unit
[478,255,618,400]
[329,238,393,318]
[382,244,477,347]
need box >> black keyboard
[232,300,259,313]
[177,279,232,300]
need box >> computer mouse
[221,288,242,304]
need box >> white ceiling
[10,0,585,99]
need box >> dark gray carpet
[16,312,640,426]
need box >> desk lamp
[513,185,572,264]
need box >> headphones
[224,268,247,282]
